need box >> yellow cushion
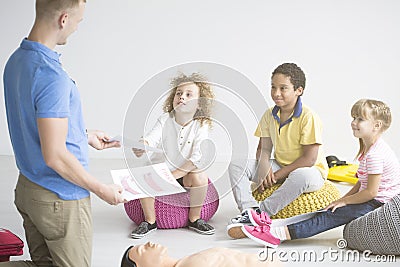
[252,180,341,219]
[327,164,358,184]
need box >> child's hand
[132,140,149,157]
[325,199,347,212]
[132,148,145,157]
[266,169,277,187]
[257,169,276,192]
[256,177,266,193]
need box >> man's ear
[295,86,304,96]
[58,13,68,29]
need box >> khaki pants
[0,174,92,267]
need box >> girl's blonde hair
[163,72,215,128]
[351,99,392,158]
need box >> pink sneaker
[242,225,280,248]
[249,209,272,226]
[227,222,270,239]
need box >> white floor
[1,156,398,266]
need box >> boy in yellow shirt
[229,63,328,224]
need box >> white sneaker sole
[130,228,157,239]
[188,226,215,235]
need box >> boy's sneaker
[130,221,157,239]
[230,208,261,224]
[188,219,215,235]
[242,225,280,248]
[249,209,272,226]
[227,223,248,239]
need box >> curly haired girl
[132,72,216,238]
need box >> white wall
[1,0,399,162]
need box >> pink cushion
[124,179,219,229]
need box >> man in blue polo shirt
[2,1,125,266]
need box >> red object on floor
[0,228,24,262]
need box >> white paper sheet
[111,162,185,200]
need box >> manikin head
[121,242,171,267]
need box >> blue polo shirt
[3,39,89,200]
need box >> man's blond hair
[35,0,86,19]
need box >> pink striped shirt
[357,138,400,203]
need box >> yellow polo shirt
[254,103,328,178]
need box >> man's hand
[87,130,120,150]
[96,183,126,205]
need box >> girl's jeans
[288,199,383,239]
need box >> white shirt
[143,113,211,171]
